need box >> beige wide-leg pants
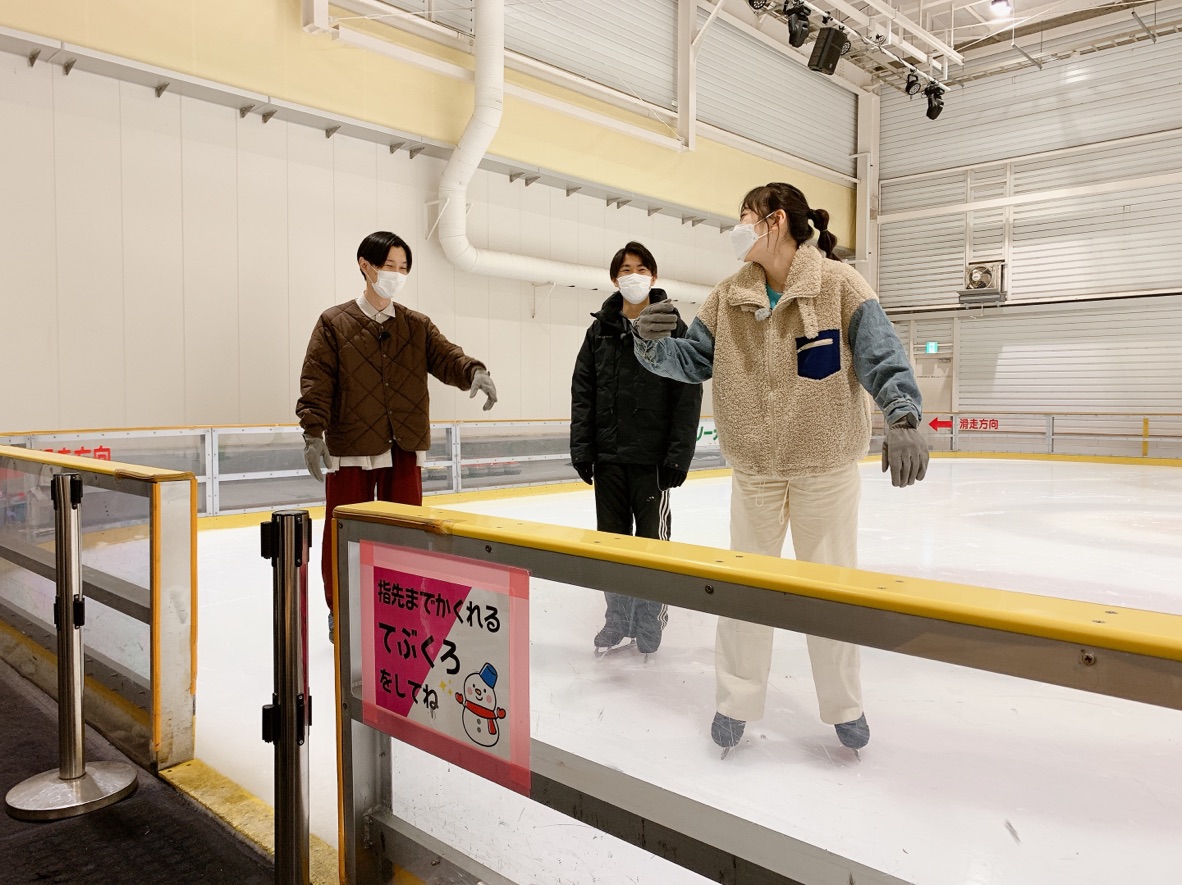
[716,464,863,725]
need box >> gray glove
[635,301,679,341]
[302,434,331,483]
[470,368,497,411]
[881,419,929,488]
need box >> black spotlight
[905,70,921,96]
[924,82,945,120]
[808,27,851,75]
[746,0,770,10]
[784,2,810,48]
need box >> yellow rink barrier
[0,445,197,770]
[330,497,1182,885]
[336,501,1182,666]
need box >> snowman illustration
[455,663,507,748]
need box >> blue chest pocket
[795,329,841,380]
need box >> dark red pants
[322,447,422,610]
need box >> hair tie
[810,210,829,232]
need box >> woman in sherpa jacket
[632,183,929,753]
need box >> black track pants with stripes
[592,462,671,648]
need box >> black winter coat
[570,289,703,471]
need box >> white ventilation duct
[437,0,714,302]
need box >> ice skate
[594,621,633,656]
[712,712,745,758]
[835,713,869,751]
[634,603,668,657]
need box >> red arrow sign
[929,417,952,431]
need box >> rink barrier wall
[0,445,197,770]
[331,501,1182,885]
[3,413,1179,519]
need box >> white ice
[194,458,1182,885]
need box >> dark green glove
[881,419,929,488]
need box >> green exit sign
[925,341,939,353]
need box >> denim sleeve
[848,300,922,425]
[633,317,715,384]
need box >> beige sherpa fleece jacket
[700,245,872,477]
[636,244,921,479]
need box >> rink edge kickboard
[161,759,342,885]
[332,501,1182,665]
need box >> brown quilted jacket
[296,300,485,456]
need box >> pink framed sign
[359,541,531,794]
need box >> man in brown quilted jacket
[297,231,497,638]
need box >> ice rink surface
[195,458,1182,884]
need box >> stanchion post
[4,473,138,821]
[261,510,312,885]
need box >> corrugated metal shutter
[880,172,964,214]
[877,214,966,309]
[374,1,675,106]
[1009,182,1182,300]
[957,296,1182,413]
[915,318,954,351]
[503,0,676,108]
[695,15,857,176]
[880,33,1182,178]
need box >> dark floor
[0,659,274,885]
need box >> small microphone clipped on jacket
[755,308,771,322]
[377,330,390,342]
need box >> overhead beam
[677,0,698,150]
[858,0,965,64]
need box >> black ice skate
[634,604,668,658]
[711,712,745,759]
[835,713,870,752]
[593,623,631,656]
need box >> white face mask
[618,274,653,304]
[373,270,407,301]
[730,214,773,261]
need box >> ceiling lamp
[924,82,945,120]
[785,2,811,48]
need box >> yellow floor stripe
[161,759,339,885]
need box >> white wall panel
[120,82,185,428]
[237,115,290,425]
[878,214,966,309]
[181,97,239,425]
[878,34,1182,320]
[0,50,723,433]
[286,122,336,416]
[504,0,676,109]
[958,297,1182,413]
[881,33,1182,178]
[0,54,59,431]
[331,137,378,303]
[55,70,126,429]
[696,15,858,176]
[1009,183,1182,300]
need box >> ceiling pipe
[436,0,714,301]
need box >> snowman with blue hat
[455,662,507,748]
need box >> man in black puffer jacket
[570,241,703,654]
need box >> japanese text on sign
[959,418,1000,431]
[359,542,531,794]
